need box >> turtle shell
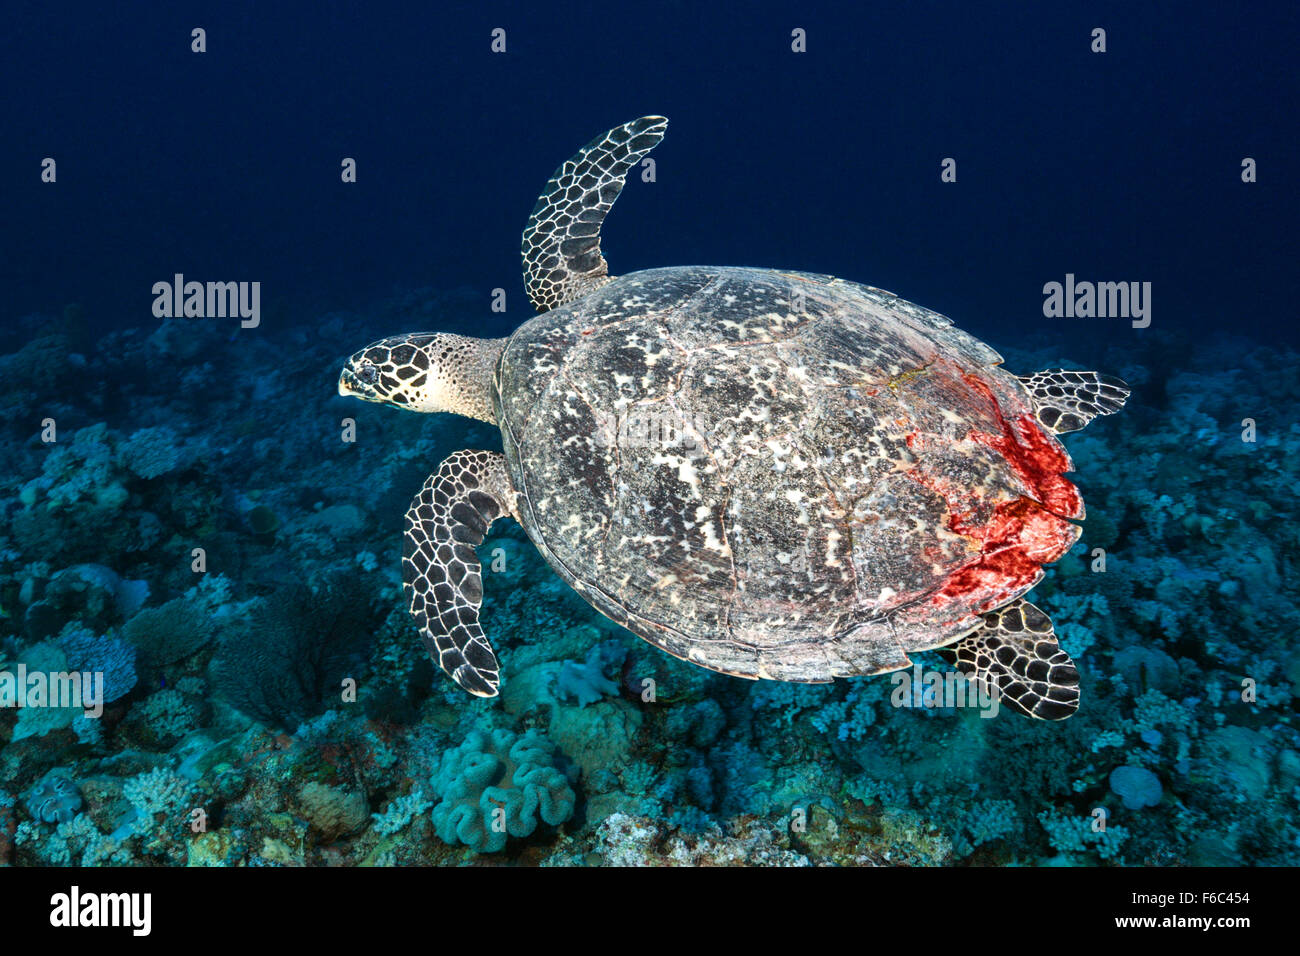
[493,266,1083,682]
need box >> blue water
[0,2,1296,866]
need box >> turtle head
[338,332,503,423]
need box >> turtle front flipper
[946,598,1080,720]
[1017,368,1131,434]
[521,115,668,313]
[404,450,517,697]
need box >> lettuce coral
[430,728,577,853]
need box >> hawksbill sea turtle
[338,116,1129,719]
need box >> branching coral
[123,767,198,838]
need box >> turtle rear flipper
[1018,369,1130,434]
[404,450,516,697]
[945,598,1080,719]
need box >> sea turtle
[338,116,1129,719]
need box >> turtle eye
[357,362,379,385]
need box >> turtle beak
[338,367,360,397]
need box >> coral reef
[0,301,1294,867]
